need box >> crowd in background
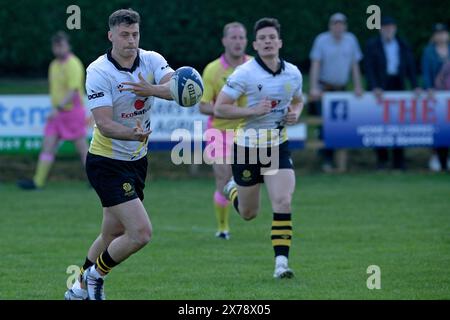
[306,13,450,173]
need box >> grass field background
[1,173,449,300]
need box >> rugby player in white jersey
[65,8,174,300]
[215,17,304,279]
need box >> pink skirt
[44,105,87,140]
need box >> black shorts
[86,152,148,207]
[231,141,294,187]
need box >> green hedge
[1,0,448,77]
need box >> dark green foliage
[1,0,449,76]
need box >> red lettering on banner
[399,99,417,123]
[447,99,450,122]
[382,99,396,123]
[421,100,437,123]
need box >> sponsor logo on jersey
[121,108,150,119]
[88,92,104,100]
[271,100,281,108]
[134,98,148,110]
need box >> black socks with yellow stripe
[229,187,292,258]
[271,213,292,258]
[95,250,119,275]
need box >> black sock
[95,249,119,275]
[79,257,94,280]
[229,187,240,213]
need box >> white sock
[275,255,288,267]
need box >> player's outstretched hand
[121,73,154,97]
[133,119,152,142]
[252,97,272,116]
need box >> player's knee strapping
[95,250,119,275]
[271,213,292,258]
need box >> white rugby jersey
[86,48,174,160]
[221,55,303,147]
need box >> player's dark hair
[51,31,69,44]
[109,8,140,29]
[254,17,281,38]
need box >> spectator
[422,23,450,172]
[365,16,420,170]
[309,12,363,172]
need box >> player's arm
[198,65,215,115]
[309,60,322,100]
[121,72,174,100]
[199,102,214,115]
[55,90,78,110]
[214,91,271,119]
[284,96,304,125]
[48,89,78,120]
[91,106,150,142]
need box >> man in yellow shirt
[200,22,251,239]
[18,31,88,190]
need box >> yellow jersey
[48,54,85,110]
[201,54,251,130]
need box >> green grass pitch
[0,173,449,299]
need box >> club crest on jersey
[284,82,292,93]
[257,84,263,91]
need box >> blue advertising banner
[0,95,306,154]
[323,92,450,148]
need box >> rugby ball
[169,66,204,107]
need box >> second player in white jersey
[222,55,302,147]
[215,17,304,280]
